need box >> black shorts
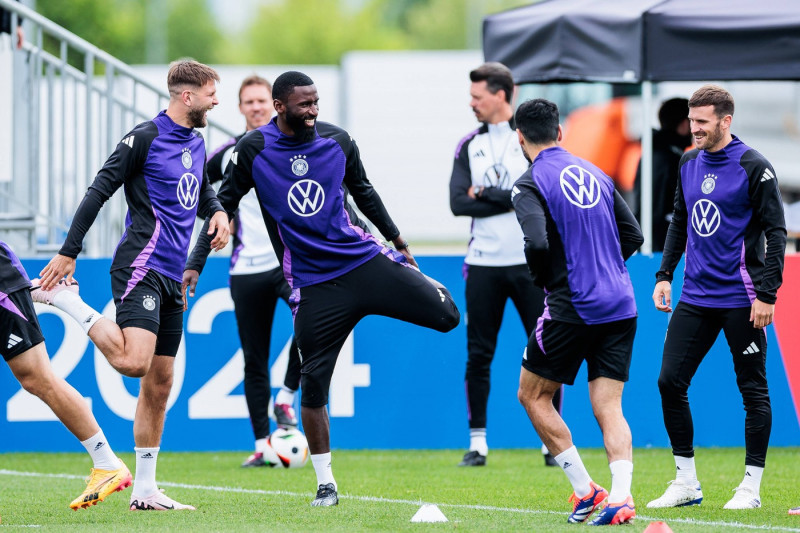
[522,316,636,385]
[292,253,460,408]
[111,267,183,357]
[1,288,45,361]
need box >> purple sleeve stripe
[0,292,27,321]
[739,240,757,303]
[207,138,237,162]
[454,129,480,159]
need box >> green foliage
[35,0,224,65]
[32,0,531,66]
[1,448,799,531]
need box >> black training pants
[230,267,302,440]
[659,301,771,467]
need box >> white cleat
[647,479,703,508]
[30,278,79,305]
[723,486,761,510]
[129,489,195,511]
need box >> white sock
[255,438,268,455]
[555,445,592,497]
[310,452,336,489]
[132,447,159,497]
[51,291,103,334]
[469,428,488,456]
[741,465,764,494]
[608,460,633,503]
[275,387,296,405]
[80,430,121,470]
[674,455,697,483]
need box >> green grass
[1,448,799,532]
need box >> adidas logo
[760,168,775,182]
[473,149,486,158]
[121,135,135,148]
[140,452,154,459]
[231,151,239,165]
[7,333,22,349]
[745,471,752,477]
[563,462,572,469]
[84,313,95,324]
[94,441,105,451]
[437,288,445,303]
[742,341,760,355]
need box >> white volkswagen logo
[177,173,199,210]
[691,199,721,237]
[560,165,600,209]
[288,179,325,217]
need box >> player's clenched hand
[182,269,200,311]
[750,298,774,329]
[653,280,672,313]
[38,254,77,291]
[208,211,231,251]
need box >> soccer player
[0,240,130,510]
[512,98,643,525]
[184,71,461,507]
[201,75,302,467]
[31,59,230,511]
[649,85,786,510]
[449,62,557,468]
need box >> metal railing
[0,0,236,256]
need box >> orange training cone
[644,522,674,533]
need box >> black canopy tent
[483,0,800,251]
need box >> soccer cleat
[30,278,79,305]
[241,451,268,467]
[723,485,761,509]
[789,506,800,515]
[458,450,486,466]
[647,479,703,508]
[274,402,298,428]
[568,482,608,523]
[311,483,338,507]
[589,496,636,526]
[544,452,558,467]
[69,460,132,510]
[129,489,196,511]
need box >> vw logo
[288,179,325,217]
[482,163,511,188]
[560,165,600,209]
[691,199,721,237]
[177,173,199,210]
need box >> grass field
[1,448,799,532]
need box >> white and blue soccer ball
[268,427,309,468]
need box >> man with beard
[632,98,692,252]
[649,85,786,510]
[31,59,230,511]
[202,74,303,467]
[512,98,642,525]
[449,62,556,468]
[184,71,461,507]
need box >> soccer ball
[268,428,309,468]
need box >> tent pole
[641,81,653,255]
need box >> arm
[613,190,644,260]
[449,141,511,217]
[511,180,549,283]
[184,132,258,291]
[746,155,786,328]
[655,156,690,284]
[39,123,152,289]
[340,137,400,242]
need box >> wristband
[395,240,409,251]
